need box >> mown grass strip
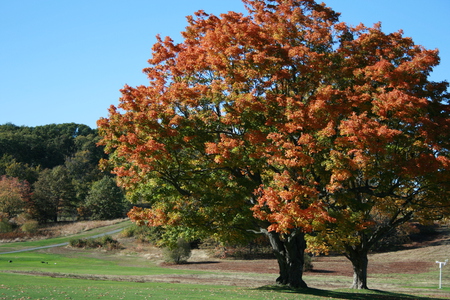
[0,273,446,300]
[0,251,201,276]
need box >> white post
[436,259,448,289]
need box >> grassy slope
[0,219,130,252]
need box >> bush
[163,238,192,264]
[0,220,12,233]
[69,238,87,248]
[120,224,162,244]
[21,220,39,233]
[69,235,121,250]
[99,235,121,250]
[120,226,136,238]
[86,238,102,248]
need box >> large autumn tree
[98,0,450,289]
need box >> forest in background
[0,122,127,230]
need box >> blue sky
[1,0,449,129]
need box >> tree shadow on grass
[255,285,444,300]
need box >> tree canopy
[0,176,31,220]
[0,123,120,224]
[98,0,450,289]
[84,176,126,220]
[0,123,97,170]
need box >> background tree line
[0,123,126,227]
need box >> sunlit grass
[0,251,201,276]
[1,273,445,300]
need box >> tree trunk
[343,215,414,289]
[266,229,308,288]
[346,246,369,289]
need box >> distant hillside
[0,123,99,170]
[0,123,125,223]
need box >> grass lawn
[0,251,204,276]
[0,273,272,300]
[1,221,449,299]
[0,250,448,299]
[1,272,448,300]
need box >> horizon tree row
[0,123,127,225]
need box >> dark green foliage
[32,166,77,223]
[0,123,112,223]
[163,238,192,264]
[0,123,97,170]
[68,238,87,248]
[0,220,12,233]
[83,176,126,220]
[69,235,121,250]
[0,155,40,184]
[65,149,104,204]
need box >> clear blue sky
[1,0,449,129]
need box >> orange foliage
[98,0,450,250]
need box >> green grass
[1,273,446,300]
[0,251,202,276]
[369,269,450,291]
[1,250,447,300]
[0,251,447,300]
[0,273,275,300]
[0,221,449,299]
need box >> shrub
[120,224,162,244]
[69,235,121,250]
[120,226,136,238]
[21,220,39,233]
[69,238,87,248]
[0,220,12,233]
[163,238,192,264]
[86,238,102,248]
